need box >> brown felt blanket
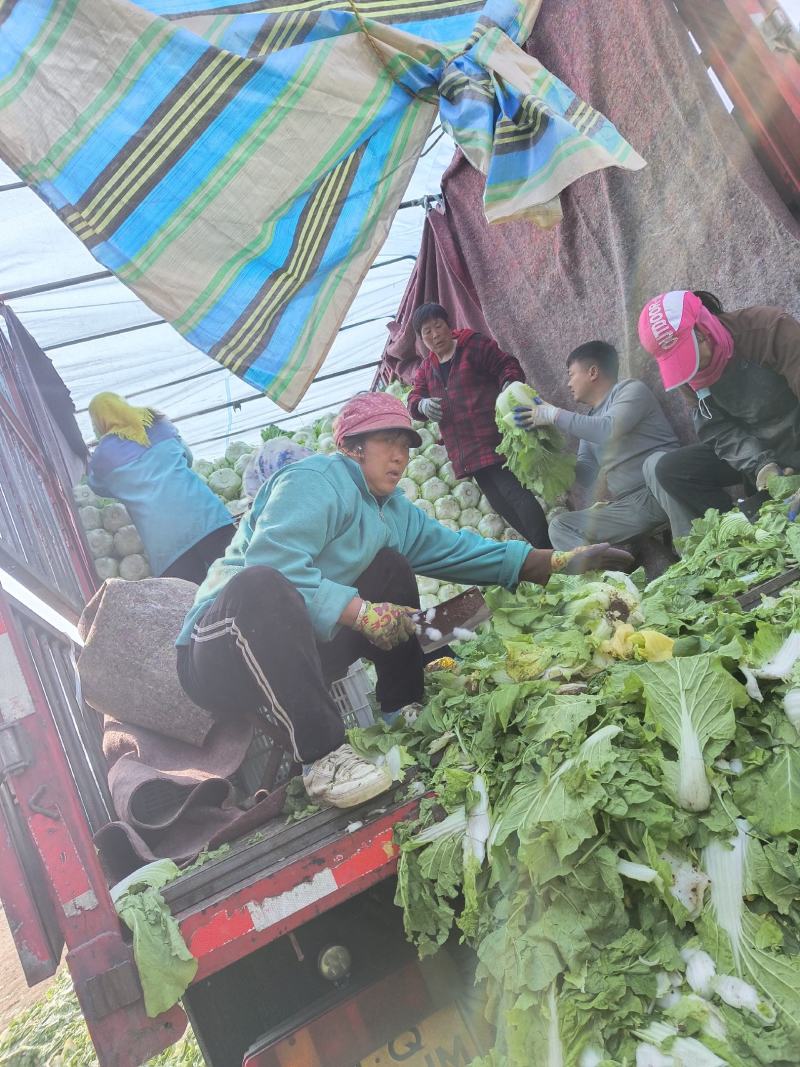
[77,577,215,747]
[383,0,800,442]
[77,578,291,878]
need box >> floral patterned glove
[353,601,416,651]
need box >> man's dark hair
[412,303,450,336]
[566,340,619,381]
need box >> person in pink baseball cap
[637,290,800,542]
[637,290,735,392]
[176,389,633,810]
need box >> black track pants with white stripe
[176,550,424,763]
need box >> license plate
[360,1005,480,1066]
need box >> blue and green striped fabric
[0,0,644,408]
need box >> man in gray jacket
[514,341,679,549]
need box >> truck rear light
[317,943,352,982]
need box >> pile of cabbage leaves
[353,476,800,1067]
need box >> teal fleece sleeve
[399,502,529,588]
[243,470,357,640]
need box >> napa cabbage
[637,655,747,811]
[453,481,481,509]
[398,477,419,501]
[495,382,576,503]
[225,440,255,464]
[207,468,242,501]
[421,477,449,503]
[700,821,800,1028]
[439,460,457,487]
[426,443,449,469]
[434,495,461,522]
[478,514,505,540]
[119,554,151,580]
[192,458,215,479]
[406,456,437,485]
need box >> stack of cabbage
[189,439,256,517]
[73,484,151,581]
[73,439,258,583]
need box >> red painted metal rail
[0,590,186,1067]
[172,800,417,982]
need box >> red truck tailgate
[163,795,418,981]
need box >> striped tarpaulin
[0,0,644,409]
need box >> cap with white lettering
[638,290,701,390]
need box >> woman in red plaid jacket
[407,303,550,547]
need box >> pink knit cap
[333,392,422,448]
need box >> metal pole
[0,271,111,302]
[45,317,164,352]
[75,317,392,411]
[186,399,347,448]
[168,359,380,426]
[85,359,380,444]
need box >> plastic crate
[329,660,375,730]
[234,660,375,794]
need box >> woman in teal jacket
[88,393,234,584]
[176,392,631,810]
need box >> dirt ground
[0,907,57,1032]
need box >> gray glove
[551,543,635,575]
[418,397,444,421]
[755,462,781,491]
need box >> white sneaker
[303,744,393,809]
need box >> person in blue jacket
[175,391,632,810]
[87,393,235,584]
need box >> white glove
[419,397,444,421]
[513,400,559,430]
[755,462,781,491]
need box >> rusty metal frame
[0,586,186,1066]
[0,330,96,620]
[11,595,112,832]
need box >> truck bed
[735,564,800,610]
[163,789,418,981]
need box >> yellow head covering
[89,392,155,448]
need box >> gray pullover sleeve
[554,381,650,445]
